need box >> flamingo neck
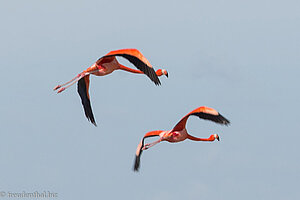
[119,64,165,77]
[119,64,142,74]
[187,134,215,141]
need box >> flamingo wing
[172,106,230,131]
[77,75,97,126]
[97,49,161,85]
[134,130,163,171]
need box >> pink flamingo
[54,49,168,126]
[134,106,230,171]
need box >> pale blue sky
[1,0,299,199]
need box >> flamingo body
[162,129,188,143]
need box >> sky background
[1,0,299,199]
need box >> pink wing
[172,106,230,132]
[97,49,161,85]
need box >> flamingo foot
[57,87,66,93]
[53,85,61,90]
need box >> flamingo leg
[54,70,99,93]
[56,76,81,93]
[54,74,83,93]
[53,76,80,91]
[54,75,81,93]
[142,138,162,150]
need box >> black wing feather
[102,54,161,85]
[77,78,97,126]
[191,112,230,125]
[133,135,158,172]
[134,153,142,172]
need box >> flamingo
[133,106,230,171]
[54,49,168,126]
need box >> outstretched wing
[134,130,163,172]
[77,75,97,126]
[97,49,161,85]
[172,106,230,132]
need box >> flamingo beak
[165,72,168,78]
[217,137,220,141]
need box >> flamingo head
[213,134,220,141]
[162,69,168,77]
[156,69,168,77]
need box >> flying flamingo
[133,106,230,171]
[54,49,168,126]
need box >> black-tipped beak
[166,72,168,78]
[217,137,220,141]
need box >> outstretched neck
[187,134,215,142]
[119,64,142,74]
[119,64,167,77]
